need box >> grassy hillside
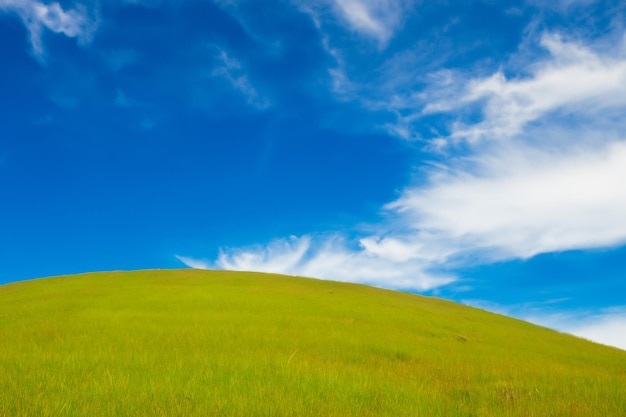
[1,270,624,417]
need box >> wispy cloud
[442,33,626,143]
[175,255,211,270]
[211,47,270,109]
[297,0,414,47]
[179,32,626,294]
[565,313,626,351]
[329,0,405,45]
[390,140,626,260]
[321,33,626,142]
[464,299,626,351]
[302,34,626,263]
[0,0,96,58]
[381,33,626,261]
[178,235,455,291]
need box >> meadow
[1,270,625,416]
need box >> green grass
[1,270,625,416]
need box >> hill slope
[1,270,625,416]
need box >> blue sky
[1,0,625,349]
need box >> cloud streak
[177,30,626,354]
[0,0,96,58]
[464,299,626,351]
[566,313,626,351]
[446,33,626,143]
[179,235,455,291]
[330,0,407,45]
[211,47,270,109]
[314,32,626,143]
[298,0,414,46]
[380,34,626,261]
[193,33,626,279]
[390,140,626,260]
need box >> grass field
[1,269,625,416]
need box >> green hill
[1,270,624,416]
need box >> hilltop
[1,270,624,416]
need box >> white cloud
[389,140,626,260]
[318,33,626,142]
[309,34,626,265]
[298,0,413,46]
[332,0,388,42]
[465,300,626,351]
[565,314,626,351]
[294,0,423,128]
[211,48,270,109]
[216,236,312,275]
[0,0,96,58]
[174,255,211,270]
[377,34,626,261]
[180,33,626,310]
[178,235,455,291]
[448,34,626,143]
